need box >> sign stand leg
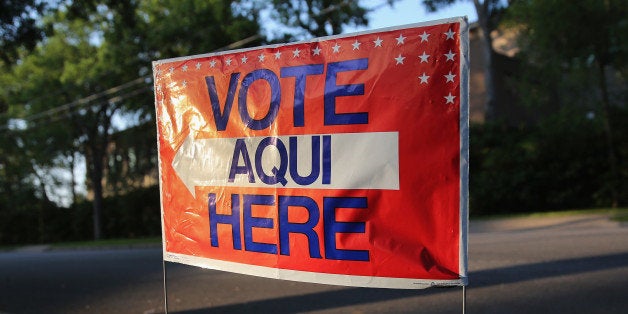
[163,259,169,314]
[462,285,466,314]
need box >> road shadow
[173,252,628,313]
[0,248,165,314]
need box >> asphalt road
[1,213,627,313]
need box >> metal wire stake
[462,285,466,314]
[163,259,169,314]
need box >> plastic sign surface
[153,17,469,289]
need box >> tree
[140,0,262,58]
[422,0,510,120]
[0,26,85,243]
[1,0,379,242]
[0,126,58,244]
[0,9,107,239]
[506,0,627,207]
[1,0,264,241]
[74,0,263,240]
[0,0,50,65]
[270,0,369,39]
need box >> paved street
[1,213,627,313]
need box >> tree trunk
[597,62,619,208]
[37,180,47,244]
[89,144,105,240]
[474,0,497,121]
[81,104,117,241]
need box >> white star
[396,34,406,45]
[195,62,201,70]
[373,37,383,47]
[418,73,429,84]
[182,64,188,72]
[209,60,217,68]
[225,57,232,66]
[394,54,405,65]
[258,53,265,62]
[169,67,174,74]
[419,51,430,63]
[444,71,456,83]
[419,31,430,42]
[292,48,301,58]
[445,92,456,104]
[312,46,322,55]
[444,50,456,61]
[445,29,456,40]
[332,43,341,53]
[156,69,162,75]
[157,84,163,92]
[182,80,187,87]
[274,51,282,59]
[241,55,248,63]
[352,40,361,50]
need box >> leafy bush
[470,107,627,216]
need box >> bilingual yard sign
[153,17,469,289]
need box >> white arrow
[172,134,235,197]
[172,132,400,198]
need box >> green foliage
[93,186,162,239]
[504,0,627,207]
[0,0,51,64]
[0,186,161,245]
[506,0,627,68]
[104,123,158,194]
[470,107,628,216]
[2,0,626,244]
[270,0,368,39]
[0,191,54,246]
[422,0,459,12]
[470,123,537,215]
[141,0,262,59]
[0,0,266,242]
[504,0,627,113]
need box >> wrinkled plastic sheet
[153,17,469,289]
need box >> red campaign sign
[153,17,469,289]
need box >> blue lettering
[243,194,277,254]
[228,139,255,183]
[289,136,320,185]
[323,197,369,261]
[254,137,288,186]
[209,193,241,250]
[322,135,331,184]
[208,193,370,261]
[280,64,325,127]
[206,59,370,130]
[238,69,281,130]
[324,59,369,125]
[205,73,240,131]
[278,196,322,258]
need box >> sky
[262,0,477,40]
[350,0,477,32]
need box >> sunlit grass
[610,208,628,222]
